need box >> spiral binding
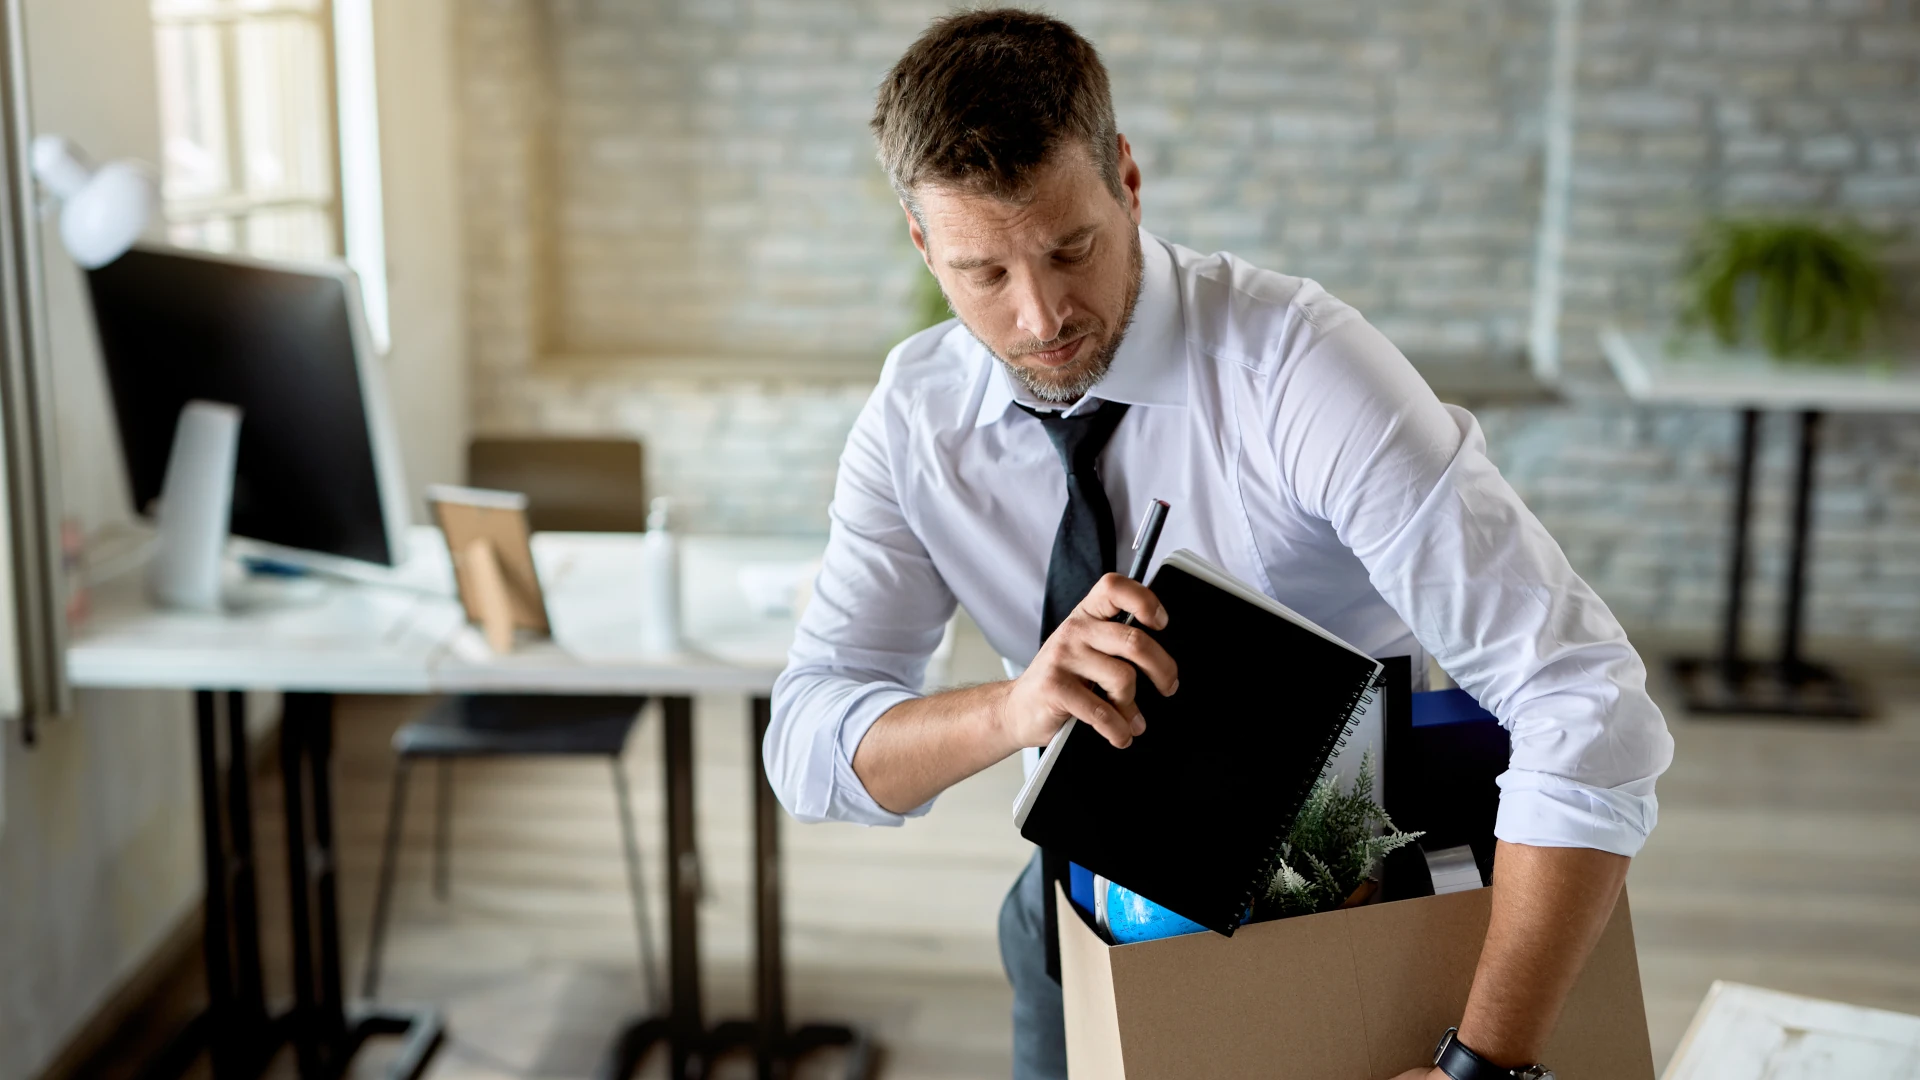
[1232,664,1389,928]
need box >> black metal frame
[143,690,444,1080]
[1671,408,1866,718]
[597,695,872,1080]
[149,687,868,1080]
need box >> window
[150,0,338,260]
[149,0,389,349]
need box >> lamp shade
[31,135,158,270]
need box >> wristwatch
[1432,1027,1554,1080]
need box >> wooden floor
[109,623,1920,1079]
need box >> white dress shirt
[768,227,1673,858]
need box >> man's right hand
[995,573,1180,751]
[851,573,1181,814]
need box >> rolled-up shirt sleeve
[1273,317,1675,857]
[767,348,956,827]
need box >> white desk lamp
[30,135,158,269]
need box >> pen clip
[1131,499,1168,551]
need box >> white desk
[1601,327,1920,413]
[69,556,456,694]
[433,533,813,695]
[66,530,857,1080]
[1600,328,1920,718]
[69,529,818,696]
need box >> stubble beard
[973,229,1145,405]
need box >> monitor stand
[149,400,241,613]
[146,401,335,614]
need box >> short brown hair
[872,9,1121,209]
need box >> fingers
[1021,573,1180,751]
[1079,619,1179,697]
[1075,573,1168,629]
[1051,677,1141,749]
[1074,651,1145,726]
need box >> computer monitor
[86,244,410,571]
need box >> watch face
[1518,1069,1553,1080]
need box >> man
[768,10,1673,1080]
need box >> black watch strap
[1432,1027,1553,1080]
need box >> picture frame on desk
[427,484,550,653]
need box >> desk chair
[362,437,662,1006]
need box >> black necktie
[1020,399,1132,645]
[1019,397,1130,985]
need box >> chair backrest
[467,437,647,533]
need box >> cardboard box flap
[1057,884,1126,1080]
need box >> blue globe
[1100,879,1210,944]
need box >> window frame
[149,0,344,258]
[149,0,391,352]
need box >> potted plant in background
[1678,218,1892,364]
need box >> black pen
[1114,499,1170,627]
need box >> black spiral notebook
[1012,550,1383,936]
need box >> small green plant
[1679,218,1889,363]
[1256,750,1422,921]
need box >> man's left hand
[1390,1069,1446,1080]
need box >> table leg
[279,695,325,1078]
[598,695,706,1080]
[140,693,442,1080]
[196,690,239,1079]
[282,692,445,1080]
[304,701,351,1051]
[141,692,289,1080]
[706,697,872,1080]
[1780,410,1819,675]
[666,695,705,1074]
[224,692,270,1032]
[753,695,785,1065]
[1671,408,1865,718]
[1719,408,1760,681]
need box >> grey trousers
[999,850,1068,1080]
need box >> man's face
[907,136,1144,403]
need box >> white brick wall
[1557,0,1920,376]
[454,0,1920,646]
[469,0,1554,368]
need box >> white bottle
[637,496,681,655]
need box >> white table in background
[65,530,859,1080]
[1601,329,1920,718]
[1661,981,1920,1079]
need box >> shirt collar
[974,226,1186,428]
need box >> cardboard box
[1058,883,1655,1079]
